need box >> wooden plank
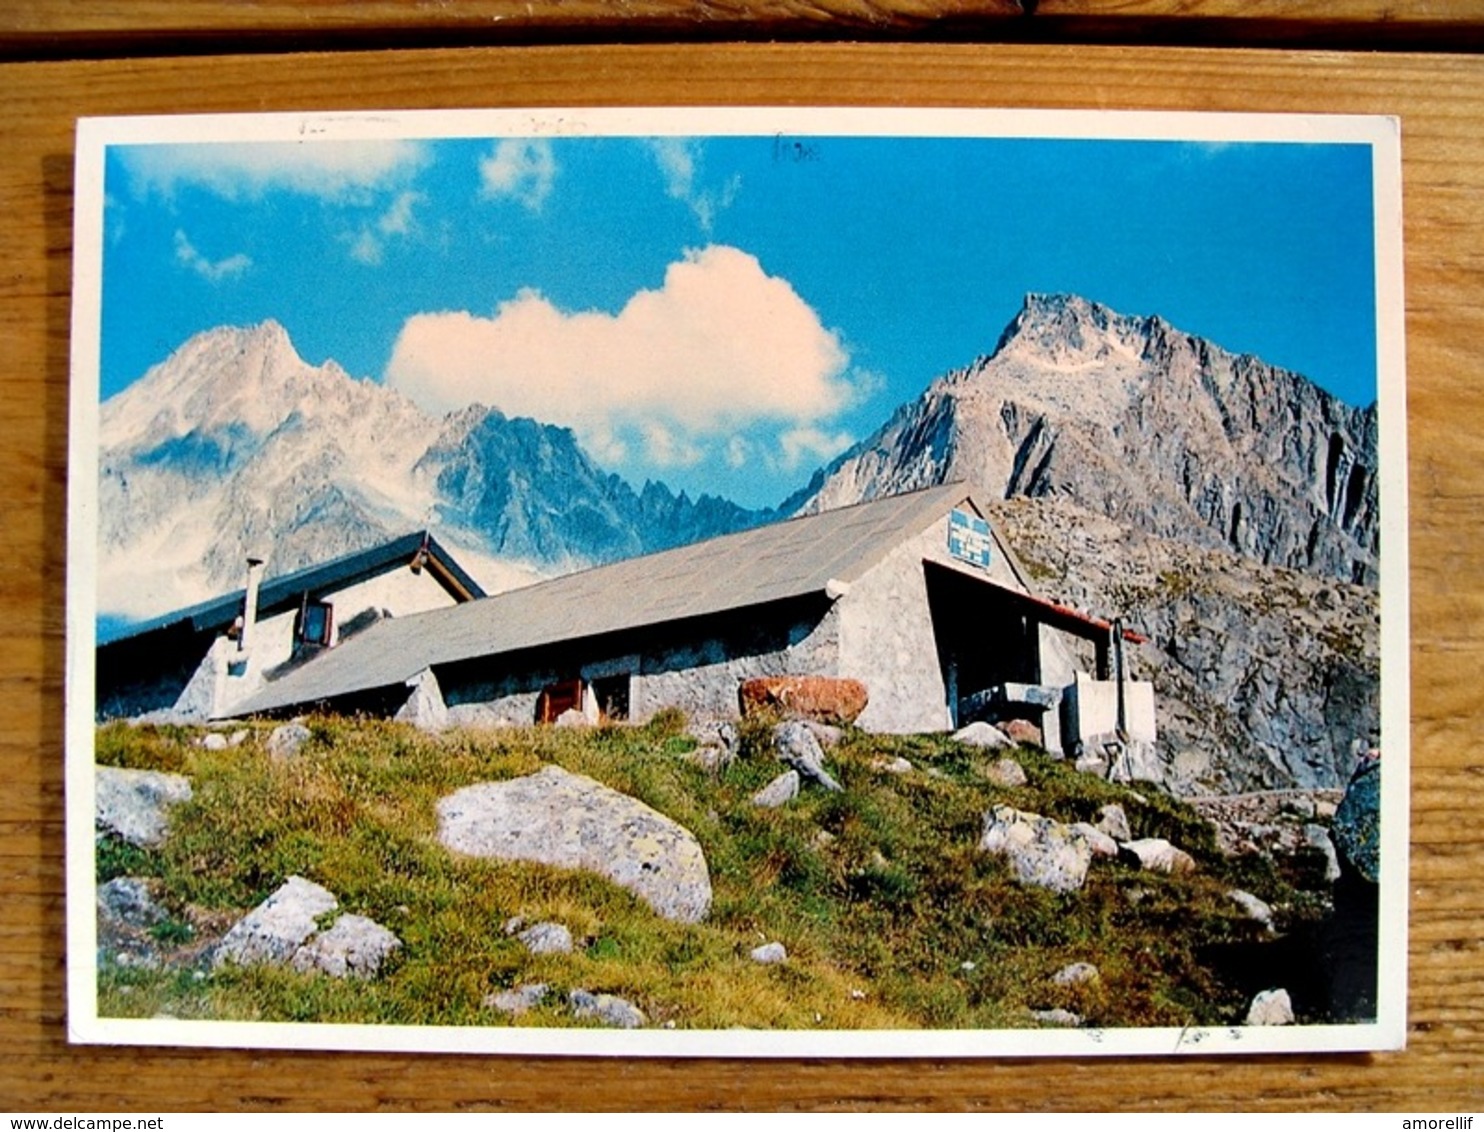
[4,0,1484,60]
[2,41,1481,1111]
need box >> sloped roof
[232,483,988,717]
[99,531,486,648]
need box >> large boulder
[291,913,402,979]
[214,876,339,969]
[978,805,1093,893]
[436,765,712,923]
[95,766,192,848]
[739,676,868,725]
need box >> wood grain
[4,1,1484,59]
[3,42,1481,1111]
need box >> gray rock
[1228,889,1275,929]
[1071,822,1119,859]
[516,921,573,955]
[802,720,845,749]
[97,876,167,930]
[978,805,1093,893]
[267,722,311,761]
[437,765,712,923]
[95,766,193,848]
[1096,802,1132,842]
[773,721,843,792]
[291,913,402,979]
[751,770,800,809]
[952,722,1012,750]
[569,988,645,1029]
[1074,750,1109,778]
[1051,962,1099,987]
[394,667,448,733]
[554,708,588,728]
[228,729,249,747]
[214,876,338,969]
[485,983,548,1016]
[1121,838,1197,874]
[1245,988,1295,1026]
[1332,756,1380,882]
[986,758,1028,788]
[1032,1008,1083,1027]
[685,720,737,771]
[871,756,913,776]
[750,941,788,965]
[1304,823,1343,883]
[198,732,229,751]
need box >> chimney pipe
[240,556,266,655]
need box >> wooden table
[3,2,1481,1112]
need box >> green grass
[93,715,1298,1030]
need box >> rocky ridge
[792,293,1379,586]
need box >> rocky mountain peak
[989,292,1151,373]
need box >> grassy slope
[94,714,1312,1030]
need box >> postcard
[67,107,1408,1056]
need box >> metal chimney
[240,556,266,655]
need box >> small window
[592,674,631,723]
[297,600,334,647]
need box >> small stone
[1096,803,1132,842]
[952,722,1012,750]
[198,733,229,751]
[751,770,800,809]
[228,729,249,747]
[986,758,1028,788]
[1304,823,1343,883]
[979,805,1093,892]
[554,708,588,728]
[1032,1008,1082,1027]
[516,921,573,955]
[485,983,548,1016]
[1074,751,1109,778]
[569,988,645,1029]
[1051,962,1100,987]
[1071,822,1119,859]
[773,721,843,792]
[802,721,845,749]
[749,941,787,964]
[1121,838,1197,875]
[502,915,526,935]
[291,914,402,979]
[1001,719,1043,747]
[97,877,166,930]
[871,756,913,775]
[267,722,311,761]
[1228,889,1275,929]
[1245,988,1295,1026]
[849,988,866,1000]
[960,960,977,972]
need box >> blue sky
[101,132,1378,508]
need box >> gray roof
[231,483,987,717]
[99,530,485,648]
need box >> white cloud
[349,190,423,265]
[480,139,555,210]
[645,139,738,231]
[725,435,751,469]
[173,229,251,281]
[122,140,427,202]
[778,426,854,471]
[385,245,854,469]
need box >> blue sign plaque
[948,509,993,569]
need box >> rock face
[95,766,193,847]
[436,765,713,924]
[1332,755,1381,882]
[978,805,1093,893]
[795,293,1377,585]
[739,676,869,725]
[985,496,1379,794]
